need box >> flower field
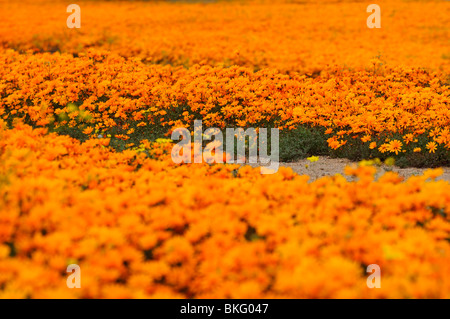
[0,0,450,299]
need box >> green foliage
[4,100,450,168]
[278,126,328,162]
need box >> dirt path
[278,157,450,182]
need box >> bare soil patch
[247,157,450,182]
[280,157,450,182]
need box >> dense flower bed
[1,122,449,298]
[1,0,450,299]
[1,50,449,164]
[1,0,449,74]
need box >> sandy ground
[249,157,450,182]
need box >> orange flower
[426,142,437,153]
[388,140,402,155]
[83,127,94,135]
[403,134,414,144]
[378,143,389,153]
[0,0,450,300]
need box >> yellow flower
[307,156,319,163]
[384,157,395,166]
[359,159,374,167]
[359,158,382,167]
[155,138,172,144]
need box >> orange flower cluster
[1,122,450,298]
[1,0,450,300]
[1,50,449,156]
[0,0,449,74]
